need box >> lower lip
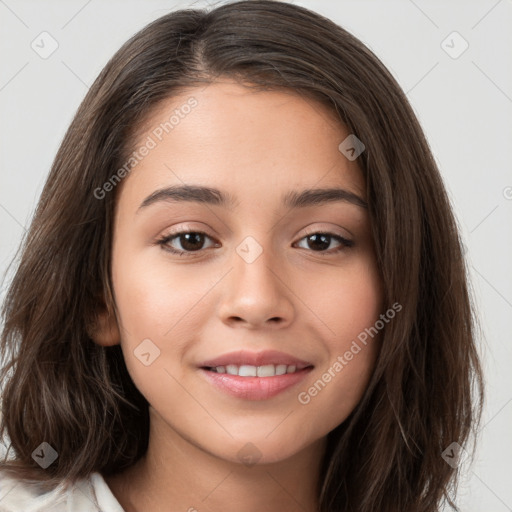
[200,367,313,400]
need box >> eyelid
[294,227,354,253]
[159,223,351,244]
[156,225,218,255]
[300,224,351,240]
[156,223,354,258]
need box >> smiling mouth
[203,363,314,377]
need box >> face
[97,80,384,465]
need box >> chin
[212,432,316,467]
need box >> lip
[198,349,314,401]
[200,367,313,400]
[199,349,313,370]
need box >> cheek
[319,255,383,341]
[110,251,201,398]
[300,258,383,416]
[298,348,379,431]
[112,249,201,337]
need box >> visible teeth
[257,364,275,377]
[275,364,287,375]
[226,364,238,375]
[212,364,300,377]
[238,365,257,377]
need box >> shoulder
[0,469,124,512]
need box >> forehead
[117,80,366,210]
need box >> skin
[92,80,384,512]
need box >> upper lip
[199,350,314,370]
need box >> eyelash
[156,229,354,257]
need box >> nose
[217,239,295,330]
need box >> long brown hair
[0,1,485,510]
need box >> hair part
[0,1,484,510]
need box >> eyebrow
[137,184,368,212]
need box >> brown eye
[157,231,217,255]
[294,232,354,255]
[157,230,353,258]
[175,232,207,251]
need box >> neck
[105,408,327,512]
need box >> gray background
[1,1,511,510]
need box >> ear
[88,307,121,347]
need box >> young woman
[0,1,484,511]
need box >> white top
[0,470,125,512]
